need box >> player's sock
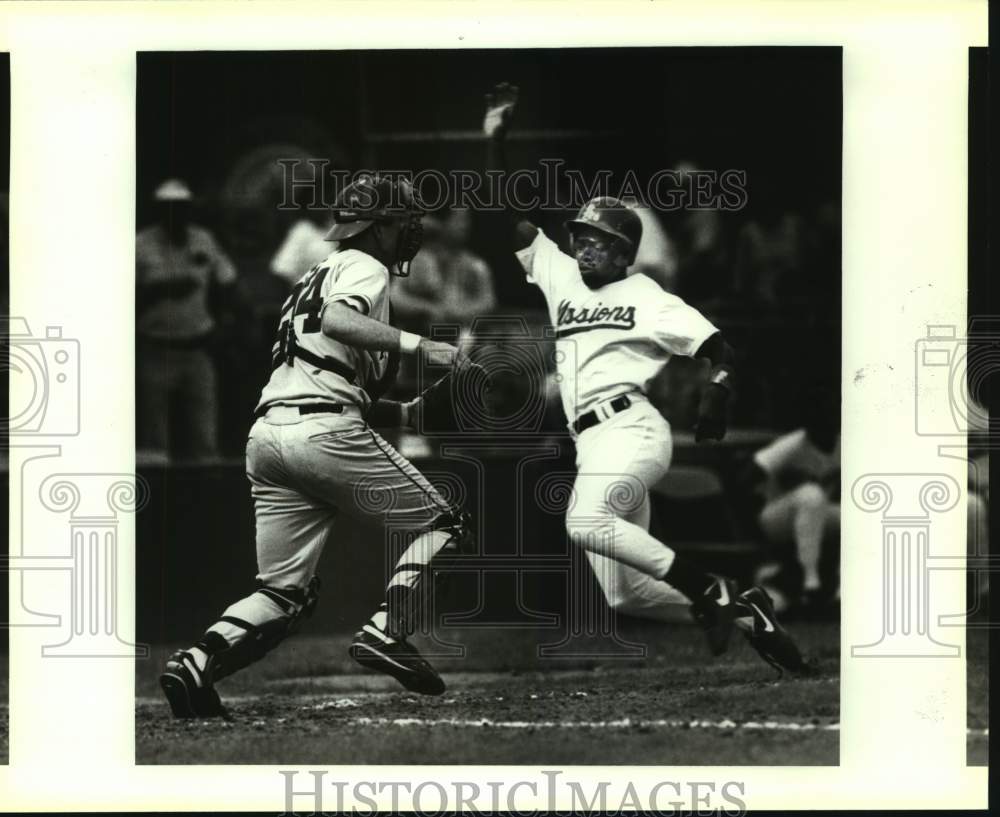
[793,487,827,592]
[663,556,716,602]
[360,603,398,643]
[383,527,455,637]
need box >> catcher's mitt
[412,362,492,434]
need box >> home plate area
[136,622,850,765]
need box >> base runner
[484,83,810,674]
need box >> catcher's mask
[565,196,643,272]
[325,174,425,276]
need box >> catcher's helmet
[325,174,422,240]
[565,197,643,265]
[325,174,424,275]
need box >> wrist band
[399,330,421,354]
[709,365,734,390]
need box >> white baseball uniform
[754,429,840,592]
[518,229,719,618]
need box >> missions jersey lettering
[516,229,718,420]
[556,299,637,336]
[256,248,396,414]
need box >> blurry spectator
[136,179,238,462]
[270,210,331,288]
[622,198,679,292]
[392,209,496,336]
[801,198,842,318]
[741,389,840,616]
[733,184,805,307]
[968,399,990,612]
[665,162,731,304]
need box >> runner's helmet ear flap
[325,174,425,276]
[565,197,643,266]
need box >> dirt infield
[136,621,843,765]
[134,622,989,766]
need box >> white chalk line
[320,713,990,737]
[354,715,842,732]
[132,699,989,737]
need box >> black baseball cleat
[689,577,739,656]
[736,586,815,677]
[349,625,446,696]
[159,650,230,719]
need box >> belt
[572,394,633,435]
[255,402,351,420]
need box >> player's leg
[298,422,468,694]
[136,341,173,459]
[568,401,738,652]
[159,419,331,718]
[587,554,691,621]
[759,483,833,594]
[585,494,689,621]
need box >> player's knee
[565,507,615,553]
[251,579,321,623]
[601,579,643,615]
[792,482,827,511]
[604,589,631,613]
[199,578,321,683]
[424,508,474,554]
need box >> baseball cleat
[736,586,815,677]
[159,650,230,719]
[689,577,738,656]
[349,625,445,696]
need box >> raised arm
[484,82,539,251]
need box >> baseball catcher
[160,174,481,718]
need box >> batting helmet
[565,197,643,265]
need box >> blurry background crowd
[136,48,842,459]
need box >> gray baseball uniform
[251,248,449,590]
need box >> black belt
[298,403,345,416]
[255,402,345,419]
[572,394,633,435]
